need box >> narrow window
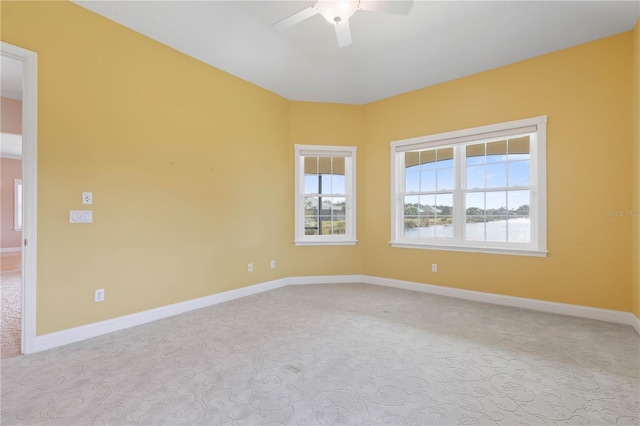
[295,145,356,245]
[14,178,22,231]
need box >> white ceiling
[45,1,640,104]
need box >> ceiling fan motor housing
[317,0,359,25]
[272,0,414,48]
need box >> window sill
[295,240,357,246]
[390,241,547,257]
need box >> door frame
[1,42,38,355]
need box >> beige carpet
[1,283,638,425]
[1,271,21,359]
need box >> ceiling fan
[272,0,413,48]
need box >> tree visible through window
[391,116,547,256]
[295,145,356,245]
[303,156,346,236]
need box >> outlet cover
[95,289,104,302]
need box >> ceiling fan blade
[335,19,352,48]
[358,0,413,15]
[272,6,319,30]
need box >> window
[295,144,356,245]
[391,116,547,256]
[14,179,22,231]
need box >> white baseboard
[632,313,640,335]
[1,247,21,253]
[285,274,365,286]
[31,274,640,354]
[33,278,289,353]
[361,275,637,328]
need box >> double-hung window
[294,144,356,245]
[391,116,547,256]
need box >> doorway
[1,42,37,356]
[0,79,23,356]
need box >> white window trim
[295,144,357,246]
[390,116,547,257]
[14,178,22,231]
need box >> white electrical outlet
[248,263,253,272]
[82,192,93,205]
[432,264,438,273]
[95,289,104,302]
[270,260,276,269]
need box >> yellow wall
[285,102,365,276]
[633,19,640,320]
[2,1,295,334]
[1,1,636,335]
[363,32,633,311]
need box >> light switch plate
[70,210,93,223]
[82,192,93,205]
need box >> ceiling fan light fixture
[272,0,413,48]
[317,0,358,25]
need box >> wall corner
[632,18,640,320]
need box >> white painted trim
[30,274,640,354]
[1,89,22,100]
[1,153,22,160]
[632,314,640,336]
[389,116,547,257]
[0,247,21,253]
[1,133,23,158]
[1,42,38,356]
[33,275,364,352]
[286,274,365,285]
[390,242,548,257]
[362,275,637,327]
[14,179,22,230]
[294,240,357,246]
[33,278,290,353]
[390,116,547,149]
[294,144,357,245]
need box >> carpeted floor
[1,283,638,425]
[1,270,21,359]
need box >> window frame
[294,144,357,246]
[390,116,547,257]
[14,178,22,231]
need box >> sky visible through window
[404,137,531,214]
[391,118,546,252]
[304,174,345,195]
[303,155,348,236]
